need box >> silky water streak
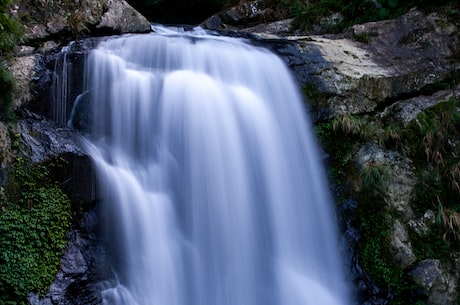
[79,27,352,305]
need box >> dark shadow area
[126,0,227,24]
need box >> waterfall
[51,42,73,125]
[77,26,351,305]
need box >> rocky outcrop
[250,8,459,120]
[11,0,151,42]
[8,0,151,112]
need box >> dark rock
[202,0,276,30]
[410,259,458,305]
[17,119,85,162]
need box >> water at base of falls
[78,26,352,305]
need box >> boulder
[202,0,276,30]
[410,259,458,305]
[8,54,36,110]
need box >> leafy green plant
[0,158,72,304]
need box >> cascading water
[77,26,352,305]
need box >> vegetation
[312,79,459,303]
[264,0,459,32]
[0,0,24,122]
[0,157,72,304]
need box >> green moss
[0,157,72,304]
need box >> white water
[79,27,351,305]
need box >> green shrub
[0,158,72,304]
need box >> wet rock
[17,119,84,163]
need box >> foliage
[262,0,458,33]
[0,157,72,304]
[0,0,24,56]
[402,98,460,212]
[358,206,401,288]
[314,119,357,189]
[359,161,390,194]
[313,91,459,303]
[0,0,23,122]
[331,113,364,136]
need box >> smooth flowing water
[79,27,351,305]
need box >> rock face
[8,0,151,112]
[12,0,151,41]
[248,8,459,120]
